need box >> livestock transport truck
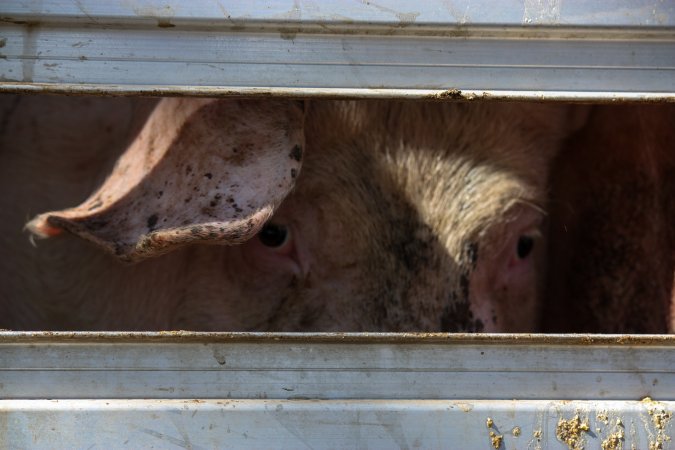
[0,1,674,448]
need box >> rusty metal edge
[0,331,674,346]
[2,83,675,103]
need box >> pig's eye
[245,219,299,274]
[516,235,535,259]
[259,223,290,248]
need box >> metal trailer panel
[1,0,674,100]
[2,1,675,27]
[1,333,674,448]
[2,399,673,449]
[2,333,675,401]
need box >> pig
[0,95,597,332]
[544,104,675,333]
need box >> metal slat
[1,333,674,448]
[2,337,675,400]
[1,1,674,99]
[1,334,674,401]
[2,399,674,449]
[2,1,674,27]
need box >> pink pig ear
[27,98,305,262]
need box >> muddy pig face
[27,98,586,331]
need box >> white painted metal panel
[2,399,674,449]
[1,333,674,448]
[1,1,674,99]
[2,1,674,27]
[2,333,675,400]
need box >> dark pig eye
[516,235,535,259]
[259,223,290,248]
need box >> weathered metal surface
[2,84,675,103]
[1,1,674,100]
[1,333,673,447]
[1,399,673,449]
[2,1,674,27]
[1,333,674,400]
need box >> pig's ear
[27,98,305,262]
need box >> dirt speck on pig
[0,96,642,332]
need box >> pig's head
[27,99,586,332]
